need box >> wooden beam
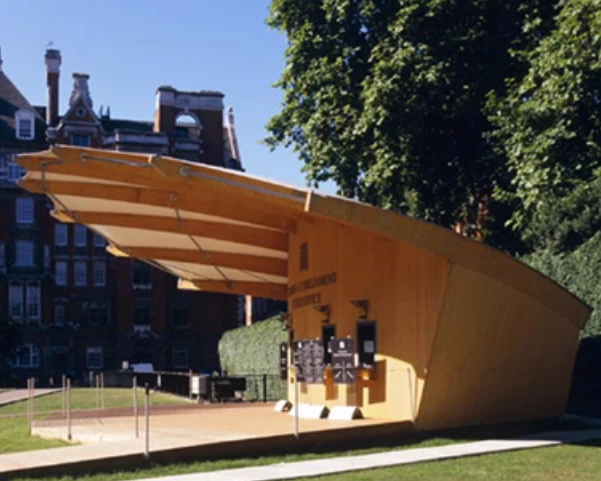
[16,146,310,213]
[107,245,288,277]
[19,178,297,233]
[52,210,288,252]
[178,278,287,301]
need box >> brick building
[0,47,243,383]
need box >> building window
[93,261,106,286]
[132,260,152,289]
[75,107,86,117]
[9,281,23,320]
[43,245,50,269]
[8,162,24,182]
[0,243,5,270]
[10,344,40,368]
[86,347,103,369]
[80,300,109,326]
[93,233,105,247]
[16,197,34,224]
[172,347,189,369]
[26,282,41,323]
[173,307,188,328]
[0,154,8,181]
[74,225,87,247]
[55,224,68,246]
[74,261,87,286]
[300,242,308,271]
[15,240,34,266]
[357,321,376,369]
[15,110,35,140]
[133,302,151,326]
[54,304,66,327]
[71,134,90,147]
[55,261,67,285]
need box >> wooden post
[101,372,105,409]
[27,378,32,435]
[66,378,72,441]
[96,374,100,409]
[133,376,139,438]
[62,374,66,414]
[189,370,193,400]
[263,374,267,403]
[144,383,150,460]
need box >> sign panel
[279,343,288,381]
[330,338,356,384]
[292,340,305,382]
[293,339,325,384]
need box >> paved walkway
[126,428,601,481]
[0,389,59,407]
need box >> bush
[218,315,287,400]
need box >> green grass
[8,438,601,481]
[0,388,188,455]
[300,439,601,481]
[0,388,188,416]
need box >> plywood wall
[416,264,581,430]
[287,217,449,420]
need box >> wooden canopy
[16,146,590,328]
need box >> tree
[491,0,601,250]
[265,0,556,243]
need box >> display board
[330,338,356,384]
[279,343,288,381]
[293,339,325,384]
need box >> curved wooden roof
[16,146,590,329]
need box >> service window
[357,321,376,369]
[322,324,336,365]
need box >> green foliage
[218,316,287,400]
[524,232,601,337]
[265,0,556,241]
[491,0,601,247]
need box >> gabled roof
[15,146,591,329]
[0,70,45,143]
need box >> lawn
[7,438,601,481]
[0,388,188,454]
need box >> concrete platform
[0,405,410,480]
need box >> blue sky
[0,0,335,192]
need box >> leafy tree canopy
[491,0,601,250]
[265,0,556,241]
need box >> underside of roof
[16,146,591,328]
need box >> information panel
[293,339,325,384]
[330,338,356,384]
[279,343,288,381]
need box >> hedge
[218,315,287,401]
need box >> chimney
[69,73,93,109]
[45,48,61,127]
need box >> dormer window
[15,110,35,140]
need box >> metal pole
[133,376,139,438]
[95,374,99,409]
[101,372,105,409]
[67,378,72,441]
[293,367,299,439]
[144,383,150,460]
[31,377,35,431]
[263,374,267,403]
[188,370,193,400]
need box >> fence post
[294,367,299,439]
[188,370,193,400]
[67,378,72,441]
[27,378,32,435]
[144,383,150,460]
[133,376,139,438]
[101,372,105,409]
[263,374,267,403]
[96,374,100,409]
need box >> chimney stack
[45,48,61,127]
[69,73,93,109]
